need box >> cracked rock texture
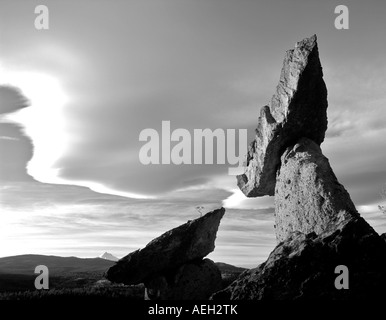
[237,34,328,197]
[213,35,386,300]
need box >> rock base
[211,214,386,300]
[145,259,222,300]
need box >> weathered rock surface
[274,138,359,242]
[212,34,386,301]
[105,208,225,285]
[212,213,386,300]
[237,34,328,197]
[144,259,222,300]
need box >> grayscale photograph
[0,0,385,315]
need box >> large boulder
[105,208,225,285]
[212,213,386,300]
[274,138,359,242]
[237,35,328,197]
[144,259,222,300]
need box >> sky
[0,0,386,268]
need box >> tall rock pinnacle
[211,35,386,300]
[237,34,328,197]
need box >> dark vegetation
[0,255,245,300]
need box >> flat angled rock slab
[275,138,359,242]
[105,208,225,285]
[237,35,328,197]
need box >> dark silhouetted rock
[144,259,222,300]
[237,35,328,197]
[211,213,386,300]
[105,208,225,285]
[274,138,359,242]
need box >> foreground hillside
[0,254,245,299]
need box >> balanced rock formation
[237,34,328,197]
[212,35,386,300]
[274,138,359,242]
[105,208,225,299]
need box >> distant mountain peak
[99,252,118,262]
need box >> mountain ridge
[0,254,244,276]
[99,252,119,262]
[0,254,115,275]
